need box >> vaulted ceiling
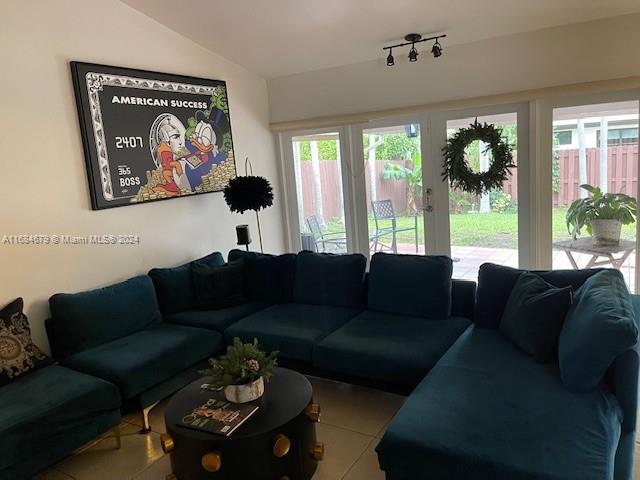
[121,0,640,78]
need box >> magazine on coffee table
[178,397,259,436]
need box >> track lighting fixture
[383,33,446,66]
[386,49,395,66]
[408,45,418,62]
[431,39,442,58]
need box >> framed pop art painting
[71,62,236,209]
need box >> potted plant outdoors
[200,338,278,403]
[566,184,637,246]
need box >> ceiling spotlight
[408,45,418,62]
[383,33,446,66]
[386,49,395,67]
[431,39,442,58]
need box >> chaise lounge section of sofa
[376,263,639,480]
[0,364,121,480]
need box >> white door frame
[534,89,640,290]
[277,126,354,253]
[429,102,532,267]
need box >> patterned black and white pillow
[0,298,52,385]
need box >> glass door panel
[362,123,425,256]
[446,113,519,280]
[291,132,347,253]
[551,101,639,291]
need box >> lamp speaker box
[236,225,252,249]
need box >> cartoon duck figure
[185,108,229,190]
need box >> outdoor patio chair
[306,215,347,253]
[371,199,418,254]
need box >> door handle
[424,188,434,212]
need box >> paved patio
[392,244,636,292]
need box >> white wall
[0,0,285,351]
[267,14,640,124]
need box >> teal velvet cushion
[224,303,361,361]
[165,302,269,332]
[476,263,602,328]
[0,298,52,386]
[148,251,224,314]
[63,323,222,399]
[240,252,297,303]
[559,269,638,392]
[313,310,470,386]
[499,272,573,363]
[368,253,453,319]
[192,260,246,309]
[0,364,120,473]
[376,326,623,480]
[48,275,161,359]
[293,252,366,308]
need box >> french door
[279,105,530,282]
[351,115,436,257]
[279,127,357,253]
[428,103,530,280]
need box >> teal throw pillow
[499,272,573,363]
[559,269,638,392]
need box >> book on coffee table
[178,397,259,436]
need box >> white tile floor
[36,376,405,480]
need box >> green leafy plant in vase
[566,184,636,246]
[200,337,278,403]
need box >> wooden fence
[552,145,638,207]
[298,145,638,222]
[299,160,410,222]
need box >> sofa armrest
[608,348,639,433]
[451,280,476,320]
[608,293,640,433]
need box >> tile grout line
[320,419,382,438]
[340,435,380,480]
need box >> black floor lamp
[224,158,274,253]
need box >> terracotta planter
[591,219,622,246]
[224,377,264,403]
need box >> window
[554,130,572,146]
[596,128,639,147]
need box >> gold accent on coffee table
[306,403,321,422]
[273,434,291,457]
[160,433,174,453]
[201,451,222,472]
[311,442,325,461]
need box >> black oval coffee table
[162,367,322,480]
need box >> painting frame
[71,62,237,210]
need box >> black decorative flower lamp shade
[224,158,274,252]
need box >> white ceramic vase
[224,377,264,403]
[591,219,621,246]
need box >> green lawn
[323,207,636,249]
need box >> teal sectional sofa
[16,248,634,479]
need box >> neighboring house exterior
[553,115,639,150]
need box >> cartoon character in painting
[147,107,229,196]
[149,113,191,196]
[183,108,228,190]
